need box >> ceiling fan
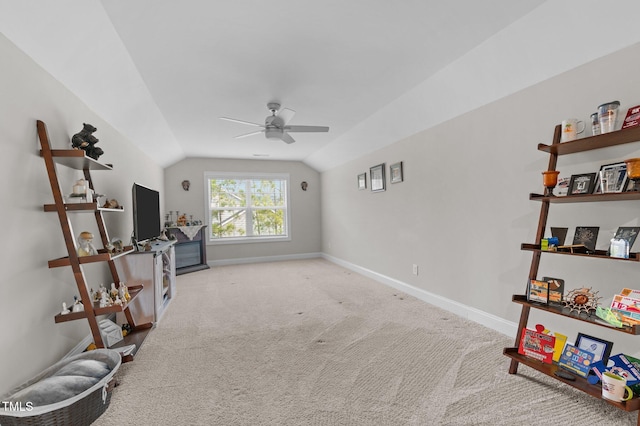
[220,102,329,144]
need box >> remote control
[554,370,576,381]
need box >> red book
[518,326,556,364]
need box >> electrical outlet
[412,264,418,275]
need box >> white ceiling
[3,1,640,171]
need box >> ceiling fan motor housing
[265,128,284,140]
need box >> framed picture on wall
[370,163,386,192]
[357,173,367,190]
[390,162,403,184]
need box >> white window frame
[204,171,291,244]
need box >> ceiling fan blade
[235,130,265,139]
[284,125,329,133]
[277,108,296,125]
[281,132,296,144]
[220,117,265,127]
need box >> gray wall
[0,34,164,396]
[164,158,321,263]
[321,42,640,357]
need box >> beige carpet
[94,258,636,425]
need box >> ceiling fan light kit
[221,102,329,144]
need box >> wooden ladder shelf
[38,120,152,361]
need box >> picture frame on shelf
[555,177,570,196]
[541,276,564,305]
[614,227,640,250]
[357,173,367,190]
[567,173,596,195]
[593,162,628,194]
[550,227,568,246]
[526,279,549,304]
[575,333,613,364]
[370,163,386,192]
[389,162,403,184]
[572,226,599,251]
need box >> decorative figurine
[71,123,104,160]
[99,292,110,308]
[61,302,70,315]
[72,296,84,313]
[118,282,131,302]
[77,231,97,257]
[563,287,601,315]
[110,283,119,300]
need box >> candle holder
[542,170,560,197]
[624,158,640,191]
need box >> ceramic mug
[561,118,585,142]
[601,371,633,402]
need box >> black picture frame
[370,163,385,192]
[542,276,564,305]
[593,162,628,194]
[575,333,613,364]
[568,173,597,195]
[614,226,640,250]
[550,227,568,246]
[572,226,599,251]
[357,173,367,190]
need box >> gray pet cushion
[8,375,99,406]
[53,359,110,379]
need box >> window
[205,172,290,243]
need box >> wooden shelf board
[44,203,124,212]
[521,243,640,262]
[530,192,640,203]
[40,149,113,170]
[54,285,145,322]
[504,348,640,412]
[48,247,135,268]
[538,126,640,155]
[54,310,87,323]
[109,325,154,362]
[511,295,640,335]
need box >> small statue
[72,296,84,313]
[110,283,119,300]
[71,123,104,160]
[61,302,70,315]
[77,231,97,257]
[99,292,110,308]
[118,282,131,302]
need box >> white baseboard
[63,333,95,359]
[208,252,322,267]
[321,253,518,339]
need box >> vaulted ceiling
[2,1,640,171]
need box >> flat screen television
[132,183,161,243]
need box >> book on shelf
[591,353,640,393]
[558,344,595,377]
[518,326,555,364]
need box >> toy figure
[71,123,104,160]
